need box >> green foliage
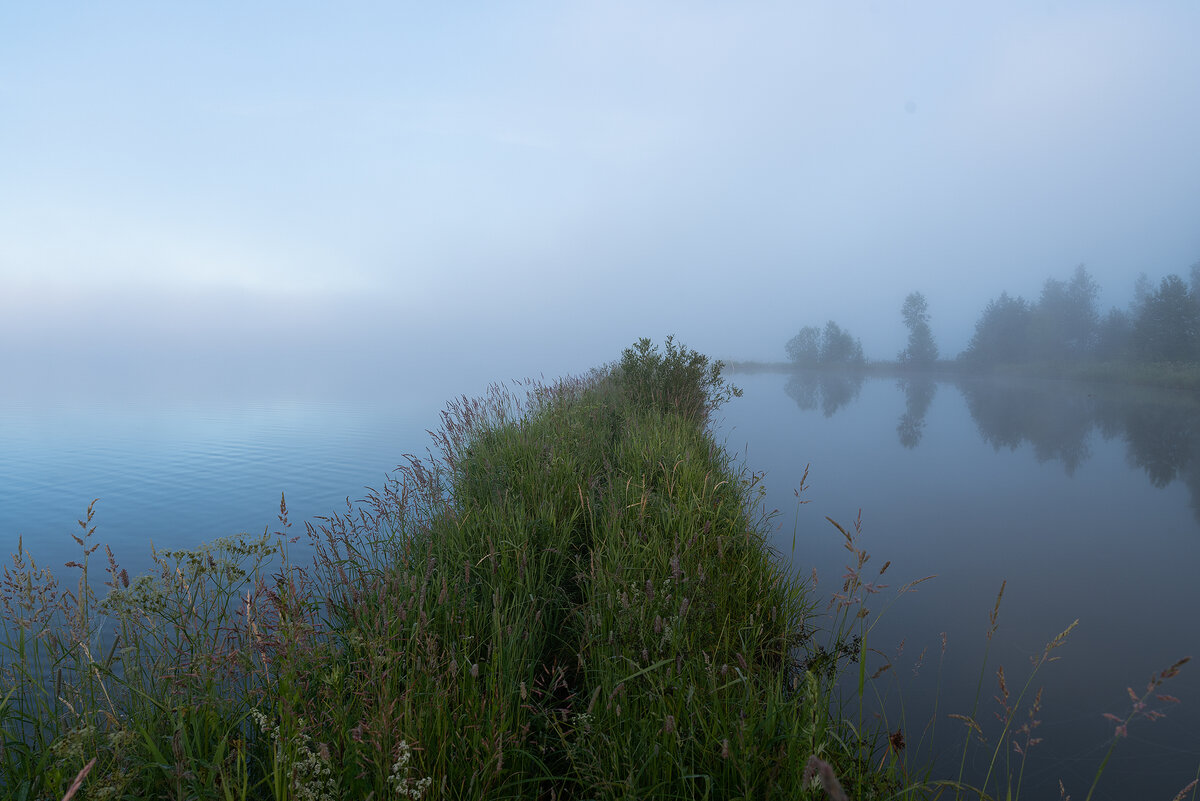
[1064,359,1200,392]
[7,339,918,800]
[0,503,283,801]
[964,266,1099,367]
[785,325,821,367]
[785,322,866,368]
[1133,274,1200,362]
[961,292,1032,366]
[613,335,742,426]
[1026,265,1100,361]
[820,321,866,366]
[1094,308,1133,361]
[898,292,939,367]
[958,262,1200,383]
[16,338,1190,799]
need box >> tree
[616,336,742,424]
[819,321,865,367]
[1064,264,1100,356]
[1094,308,1132,361]
[897,291,938,367]
[786,322,865,367]
[1028,265,1099,361]
[1132,272,1153,318]
[1133,275,1200,362]
[961,292,1031,365]
[785,326,821,367]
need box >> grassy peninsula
[1,338,901,800]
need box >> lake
[2,367,1197,799]
[723,369,1200,800]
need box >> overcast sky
[3,2,1199,388]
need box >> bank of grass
[1032,360,1200,392]
[0,338,910,800]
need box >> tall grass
[0,339,904,800]
[3,339,1193,800]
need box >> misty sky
[3,2,1199,386]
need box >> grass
[0,338,906,799]
[1051,360,1200,393]
[2,337,1195,800]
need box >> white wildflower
[388,740,433,799]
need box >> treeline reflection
[784,372,1200,523]
[956,379,1093,474]
[897,378,937,449]
[784,370,866,418]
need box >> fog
[3,2,1200,393]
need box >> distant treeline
[785,321,866,368]
[784,262,1200,370]
[961,264,1200,366]
[784,290,939,369]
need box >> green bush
[612,336,742,426]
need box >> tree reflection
[780,372,1200,524]
[896,377,936,448]
[1185,464,1200,522]
[1125,410,1195,487]
[955,378,1092,475]
[1092,394,1200,489]
[784,371,820,412]
[784,370,865,417]
[957,378,1200,519]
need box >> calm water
[0,378,465,580]
[719,370,1200,800]
[2,370,1197,798]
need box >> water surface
[718,369,1200,800]
[0,376,465,579]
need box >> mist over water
[5,3,1200,794]
[2,391,418,581]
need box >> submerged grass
[2,337,1194,800]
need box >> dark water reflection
[959,378,1094,475]
[897,377,937,449]
[957,377,1200,516]
[785,369,866,418]
[720,370,1200,801]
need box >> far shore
[723,357,1200,392]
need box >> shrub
[612,335,741,426]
